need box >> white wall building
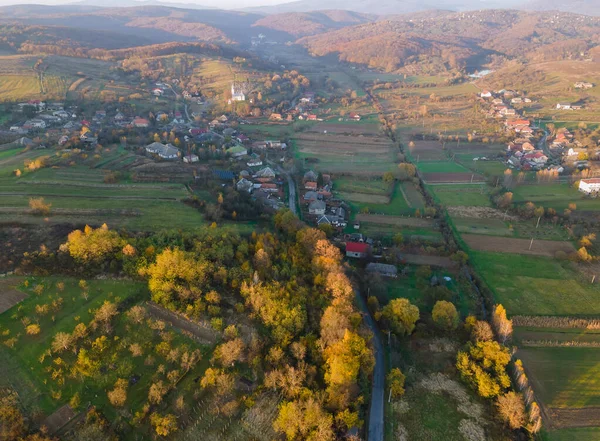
[579,178,600,194]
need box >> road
[355,289,384,441]
[285,172,298,216]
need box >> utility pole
[529,238,534,251]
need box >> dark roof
[213,170,235,180]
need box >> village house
[345,242,369,259]
[579,178,600,195]
[308,200,326,215]
[303,191,320,202]
[237,134,250,144]
[227,145,248,158]
[348,112,361,121]
[366,263,398,278]
[556,103,573,110]
[270,113,283,121]
[575,82,594,89]
[303,170,318,182]
[53,110,70,119]
[153,88,164,97]
[522,151,548,166]
[230,83,246,102]
[247,159,263,167]
[236,178,254,193]
[255,167,276,179]
[183,154,199,163]
[260,183,278,193]
[480,90,492,98]
[133,117,150,128]
[145,142,180,160]
[305,181,318,191]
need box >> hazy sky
[0,0,292,6]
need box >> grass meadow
[469,251,600,316]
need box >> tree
[456,341,511,398]
[29,197,51,216]
[383,172,395,184]
[148,381,168,404]
[214,338,245,367]
[150,413,178,436]
[397,163,416,181]
[64,225,122,263]
[471,320,494,342]
[144,248,209,306]
[496,392,526,429]
[51,332,73,352]
[432,301,459,331]
[387,368,406,399]
[324,330,373,389]
[382,298,419,336]
[491,304,512,344]
[274,397,335,441]
[0,391,26,440]
[107,379,128,407]
[25,324,41,335]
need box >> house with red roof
[345,242,369,258]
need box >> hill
[298,10,600,73]
[252,10,375,38]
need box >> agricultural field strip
[354,214,434,227]
[462,234,575,257]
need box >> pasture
[451,216,570,241]
[469,251,600,316]
[358,222,443,244]
[406,140,449,161]
[428,184,491,207]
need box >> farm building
[345,242,369,259]
[145,142,180,160]
[579,178,600,195]
[255,167,276,179]
[236,178,253,193]
[366,263,398,278]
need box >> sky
[0,0,291,6]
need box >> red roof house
[346,242,369,258]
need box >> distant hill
[298,10,600,73]
[525,0,600,15]
[253,10,375,38]
[244,0,525,15]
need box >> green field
[470,251,600,316]
[428,184,491,207]
[335,176,393,196]
[451,216,570,241]
[358,222,443,243]
[512,184,600,211]
[346,182,414,216]
[0,277,213,436]
[543,427,600,441]
[518,347,600,408]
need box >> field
[512,184,600,212]
[452,216,571,241]
[461,234,575,257]
[517,347,600,425]
[0,277,218,438]
[358,222,444,243]
[307,121,382,135]
[428,184,491,207]
[293,132,396,175]
[355,213,433,228]
[469,251,600,316]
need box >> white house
[579,178,600,195]
[556,103,572,110]
[308,200,326,215]
[231,83,245,101]
[183,154,199,163]
[145,142,180,160]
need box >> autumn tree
[214,338,245,367]
[432,301,459,331]
[144,248,209,306]
[471,320,494,342]
[456,341,511,398]
[491,304,513,344]
[496,392,526,429]
[150,413,177,436]
[148,381,168,404]
[51,332,73,353]
[274,396,335,441]
[29,197,52,216]
[387,368,406,399]
[107,379,128,407]
[382,298,419,336]
[64,224,122,263]
[0,389,26,440]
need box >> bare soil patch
[462,234,575,257]
[42,404,76,434]
[447,206,518,221]
[399,254,457,268]
[423,173,485,183]
[548,407,600,429]
[340,192,390,204]
[0,278,26,314]
[308,122,381,135]
[355,214,434,227]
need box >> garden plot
[355,214,434,228]
[407,140,449,161]
[462,234,575,257]
[431,186,492,207]
[423,173,486,184]
[307,122,381,135]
